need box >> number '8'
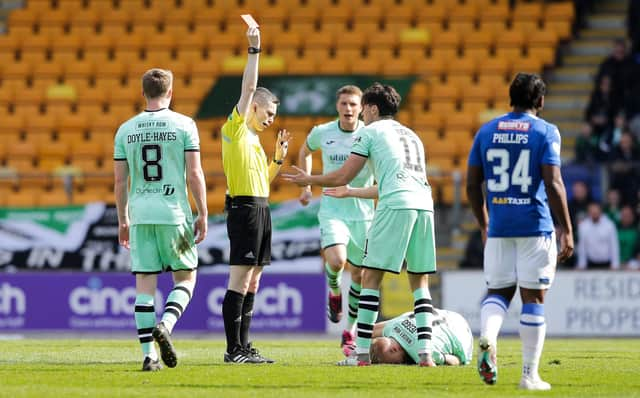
[142,144,163,182]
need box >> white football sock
[520,303,546,379]
[480,294,510,351]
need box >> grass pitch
[0,338,638,397]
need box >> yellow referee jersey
[221,107,270,198]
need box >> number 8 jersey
[114,108,200,225]
[351,119,433,212]
[467,112,561,237]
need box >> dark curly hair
[361,83,401,117]
[509,73,546,110]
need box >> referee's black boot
[246,342,275,364]
[224,345,264,364]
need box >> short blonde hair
[253,87,280,106]
[142,68,173,99]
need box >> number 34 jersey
[351,119,433,212]
[114,109,200,226]
[467,112,561,237]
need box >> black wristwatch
[248,47,261,54]
[273,158,283,165]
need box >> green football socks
[135,293,157,360]
[347,282,361,330]
[325,263,343,296]
[161,282,194,334]
[413,287,433,354]
[355,288,380,355]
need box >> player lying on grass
[341,308,473,366]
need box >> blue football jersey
[467,112,562,237]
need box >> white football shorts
[483,233,557,290]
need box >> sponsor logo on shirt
[329,154,349,162]
[163,184,175,196]
[497,121,530,131]
[135,184,175,195]
[492,197,532,205]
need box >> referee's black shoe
[246,342,275,363]
[224,346,263,364]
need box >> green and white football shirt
[114,108,199,226]
[306,119,375,221]
[351,119,433,211]
[382,310,473,365]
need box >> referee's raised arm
[237,26,261,118]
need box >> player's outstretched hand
[275,129,291,161]
[118,222,130,249]
[247,26,260,48]
[194,215,208,244]
[299,188,312,206]
[323,186,350,198]
[282,165,312,187]
[557,230,574,263]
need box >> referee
[221,25,291,364]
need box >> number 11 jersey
[467,112,561,237]
[351,119,433,211]
[114,108,200,225]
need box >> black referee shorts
[226,196,272,266]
